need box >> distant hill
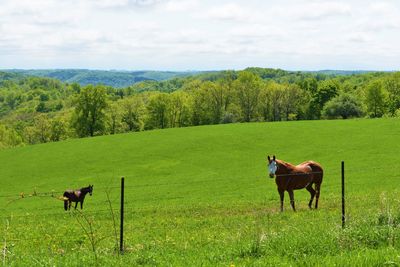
[3,69,200,87]
[0,71,25,82]
[1,68,390,88]
[308,70,382,76]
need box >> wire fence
[4,233,118,243]
[0,176,239,201]
[0,209,113,219]
[275,171,323,177]
[1,164,399,220]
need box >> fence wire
[0,176,235,199]
[3,233,117,243]
[0,209,116,220]
[1,164,399,220]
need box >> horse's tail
[307,161,324,184]
[307,161,323,208]
[63,192,68,211]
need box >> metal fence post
[341,161,345,229]
[120,177,125,253]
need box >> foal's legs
[315,183,321,209]
[306,184,316,209]
[278,189,284,212]
[288,190,296,211]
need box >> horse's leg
[68,201,71,210]
[288,190,296,211]
[74,202,78,209]
[278,189,284,212]
[306,184,316,209]
[315,183,321,209]
[80,200,83,209]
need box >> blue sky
[1,0,400,71]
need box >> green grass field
[1,118,400,266]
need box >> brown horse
[63,185,93,211]
[267,155,323,212]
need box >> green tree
[5,91,23,110]
[258,83,273,121]
[121,96,145,132]
[50,117,68,141]
[365,80,387,118]
[190,81,229,125]
[309,80,339,119]
[191,83,212,126]
[106,101,122,134]
[23,126,36,145]
[322,93,364,119]
[36,101,49,113]
[168,91,192,127]
[233,71,262,122]
[70,82,81,93]
[146,93,170,129]
[33,114,51,143]
[0,124,23,149]
[280,84,308,121]
[270,85,285,121]
[215,73,235,122]
[258,83,288,121]
[297,77,318,95]
[72,85,108,137]
[383,73,400,116]
[204,82,223,124]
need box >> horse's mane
[276,159,296,169]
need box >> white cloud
[164,0,198,12]
[347,34,370,43]
[90,0,163,8]
[207,3,250,22]
[295,1,352,20]
[355,2,400,33]
[0,0,400,70]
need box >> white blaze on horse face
[268,161,278,177]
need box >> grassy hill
[1,119,400,265]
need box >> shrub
[322,93,364,119]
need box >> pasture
[1,118,400,266]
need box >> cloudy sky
[1,0,400,71]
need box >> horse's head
[267,155,278,178]
[88,184,93,196]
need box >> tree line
[1,68,400,149]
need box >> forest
[0,68,399,149]
[4,69,197,87]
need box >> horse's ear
[273,155,276,161]
[267,155,271,162]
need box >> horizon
[1,68,396,73]
[1,0,400,70]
